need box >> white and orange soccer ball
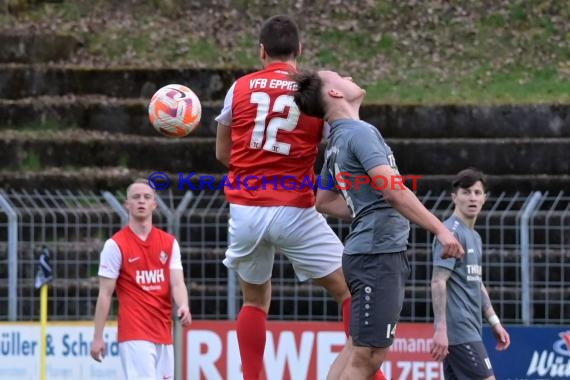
[148,84,202,137]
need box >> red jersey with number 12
[223,62,324,207]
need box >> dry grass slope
[1,0,569,104]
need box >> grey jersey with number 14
[320,119,409,255]
[433,215,484,345]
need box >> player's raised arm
[368,164,464,259]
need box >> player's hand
[430,327,449,362]
[90,337,105,362]
[493,324,511,351]
[436,230,464,259]
[177,305,192,327]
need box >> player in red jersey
[215,15,386,380]
[90,179,191,380]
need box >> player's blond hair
[126,178,156,198]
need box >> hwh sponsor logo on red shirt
[136,269,165,285]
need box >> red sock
[341,297,351,337]
[237,305,267,380]
[342,297,387,380]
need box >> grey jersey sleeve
[319,162,335,191]
[433,226,465,270]
[433,238,457,270]
[348,127,389,171]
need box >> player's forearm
[171,280,189,309]
[316,198,353,220]
[216,152,229,167]
[481,283,496,319]
[215,123,231,167]
[315,190,353,220]
[384,188,447,235]
[431,277,448,331]
[93,293,112,339]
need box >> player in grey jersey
[431,168,510,380]
[291,69,465,380]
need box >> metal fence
[1,189,568,325]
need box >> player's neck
[325,102,361,123]
[129,220,153,240]
[453,210,477,229]
[264,57,296,69]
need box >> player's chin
[134,210,150,217]
[466,206,481,215]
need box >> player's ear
[328,88,344,98]
[259,43,266,61]
[296,42,302,57]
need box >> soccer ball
[148,84,202,137]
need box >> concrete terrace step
[0,96,569,138]
[390,137,570,175]
[0,130,224,173]
[0,167,153,192]
[0,35,82,63]
[0,96,221,137]
[0,64,249,101]
[1,130,569,175]
[361,104,570,138]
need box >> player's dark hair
[451,167,488,193]
[291,70,326,119]
[259,15,300,59]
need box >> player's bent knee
[239,279,272,310]
[350,346,388,372]
[313,269,349,303]
[370,346,389,364]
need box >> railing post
[520,191,542,325]
[102,191,128,226]
[154,192,194,380]
[173,192,193,238]
[173,191,192,380]
[0,193,18,321]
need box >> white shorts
[224,204,344,284]
[119,340,174,380]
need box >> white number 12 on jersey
[249,92,300,155]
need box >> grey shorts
[444,341,494,380]
[342,251,411,348]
